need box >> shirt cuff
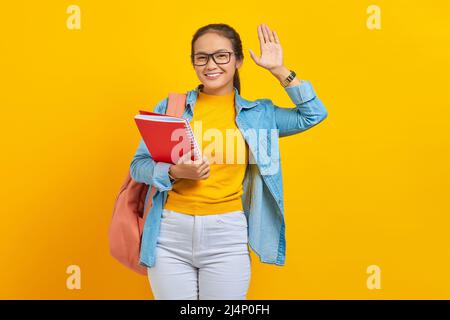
[152,162,173,192]
[284,80,317,105]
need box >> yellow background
[1,0,449,299]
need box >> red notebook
[134,110,201,164]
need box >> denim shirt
[130,80,328,268]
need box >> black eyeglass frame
[191,51,235,66]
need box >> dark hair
[190,23,243,94]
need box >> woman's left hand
[249,24,284,72]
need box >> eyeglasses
[192,51,235,66]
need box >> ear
[236,58,243,70]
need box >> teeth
[206,73,221,79]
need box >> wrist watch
[281,70,296,87]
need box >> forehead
[193,32,233,53]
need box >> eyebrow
[194,49,230,54]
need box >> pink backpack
[109,93,187,275]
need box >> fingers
[249,49,260,65]
[199,169,210,179]
[198,164,210,178]
[263,24,274,43]
[273,30,280,44]
[197,158,209,172]
[260,23,270,43]
[258,23,278,44]
[257,24,265,44]
[194,156,210,179]
[199,161,210,178]
[177,152,211,179]
[260,24,268,43]
[196,153,210,165]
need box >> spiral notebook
[134,110,201,164]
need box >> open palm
[249,24,284,71]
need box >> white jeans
[147,208,252,300]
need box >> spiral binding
[183,119,201,161]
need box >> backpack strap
[166,93,187,117]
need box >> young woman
[130,23,328,300]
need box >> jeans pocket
[216,211,247,228]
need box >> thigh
[198,211,251,300]
[147,246,199,300]
[147,209,198,300]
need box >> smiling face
[192,32,242,95]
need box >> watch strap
[281,70,296,87]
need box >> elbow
[304,109,328,128]
[129,157,147,184]
[318,108,328,123]
[313,100,328,125]
[129,155,157,185]
[301,98,328,128]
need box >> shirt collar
[186,84,260,114]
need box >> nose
[205,56,219,70]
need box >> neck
[200,82,235,96]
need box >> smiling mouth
[204,72,223,79]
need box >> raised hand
[249,23,284,72]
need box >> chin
[206,82,224,88]
[202,78,229,89]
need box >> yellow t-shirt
[164,89,249,215]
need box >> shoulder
[238,94,274,112]
[252,98,276,113]
[255,98,274,106]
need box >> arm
[249,24,328,137]
[271,76,328,137]
[129,98,175,192]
